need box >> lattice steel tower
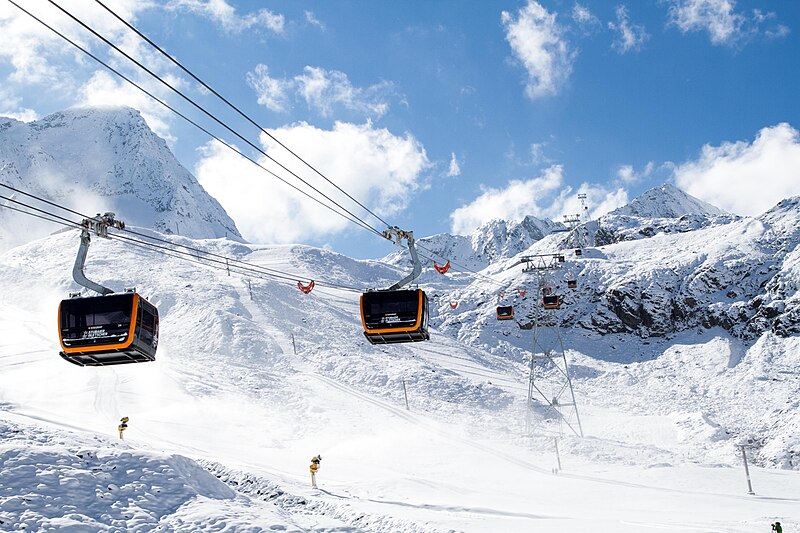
[516,254,584,438]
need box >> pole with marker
[309,455,321,489]
[118,417,129,440]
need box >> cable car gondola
[57,213,159,366]
[496,305,514,320]
[542,286,561,309]
[361,227,430,345]
[361,288,429,344]
[59,291,159,366]
[567,279,577,289]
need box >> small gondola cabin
[567,279,578,289]
[542,286,561,309]
[58,292,159,367]
[361,289,430,344]
[496,305,514,320]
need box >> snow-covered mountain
[385,215,565,272]
[0,106,240,249]
[610,183,726,219]
[1,134,799,531]
[593,184,737,246]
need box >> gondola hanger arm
[72,212,125,296]
[382,226,421,290]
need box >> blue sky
[1,0,799,258]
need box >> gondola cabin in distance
[496,305,514,320]
[360,288,429,344]
[58,291,159,367]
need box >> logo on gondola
[82,327,108,339]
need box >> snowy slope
[0,107,240,250]
[1,225,799,531]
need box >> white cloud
[78,71,178,143]
[165,0,284,34]
[0,0,152,86]
[247,65,394,119]
[449,165,628,234]
[0,88,38,122]
[447,152,461,177]
[501,1,574,99]
[665,0,787,45]
[195,121,430,243]
[572,3,601,33]
[609,5,649,53]
[673,123,800,216]
[0,1,185,139]
[616,161,654,184]
[245,64,293,113]
[295,67,392,118]
[304,10,324,30]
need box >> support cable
[5,0,381,239]
[43,0,386,239]
[92,0,393,231]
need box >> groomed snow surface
[1,230,798,532]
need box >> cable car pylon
[509,253,583,438]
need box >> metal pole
[554,437,562,471]
[247,279,253,300]
[738,445,755,495]
[225,258,231,276]
[402,379,410,410]
[292,334,297,355]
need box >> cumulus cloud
[0,1,187,140]
[0,87,38,122]
[609,5,649,53]
[616,161,654,184]
[447,153,461,177]
[195,121,430,243]
[449,165,628,234]
[0,0,152,86]
[501,1,575,99]
[665,0,788,46]
[165,0,284,34]
[673,123,800,216]
[247,65,394,119]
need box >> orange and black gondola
[542,286,561,310]
[361,288,429,344]
[58,292,159,367]
[496,305,514,320]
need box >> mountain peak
[0,105,240,246]
[610,183,726,219]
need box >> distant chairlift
[361,227,430,345]
[58,213,159,367]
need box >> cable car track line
[5,1,381,240]
[92,0,393,232]
[42,0,387,241]
[7,3,514,292]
